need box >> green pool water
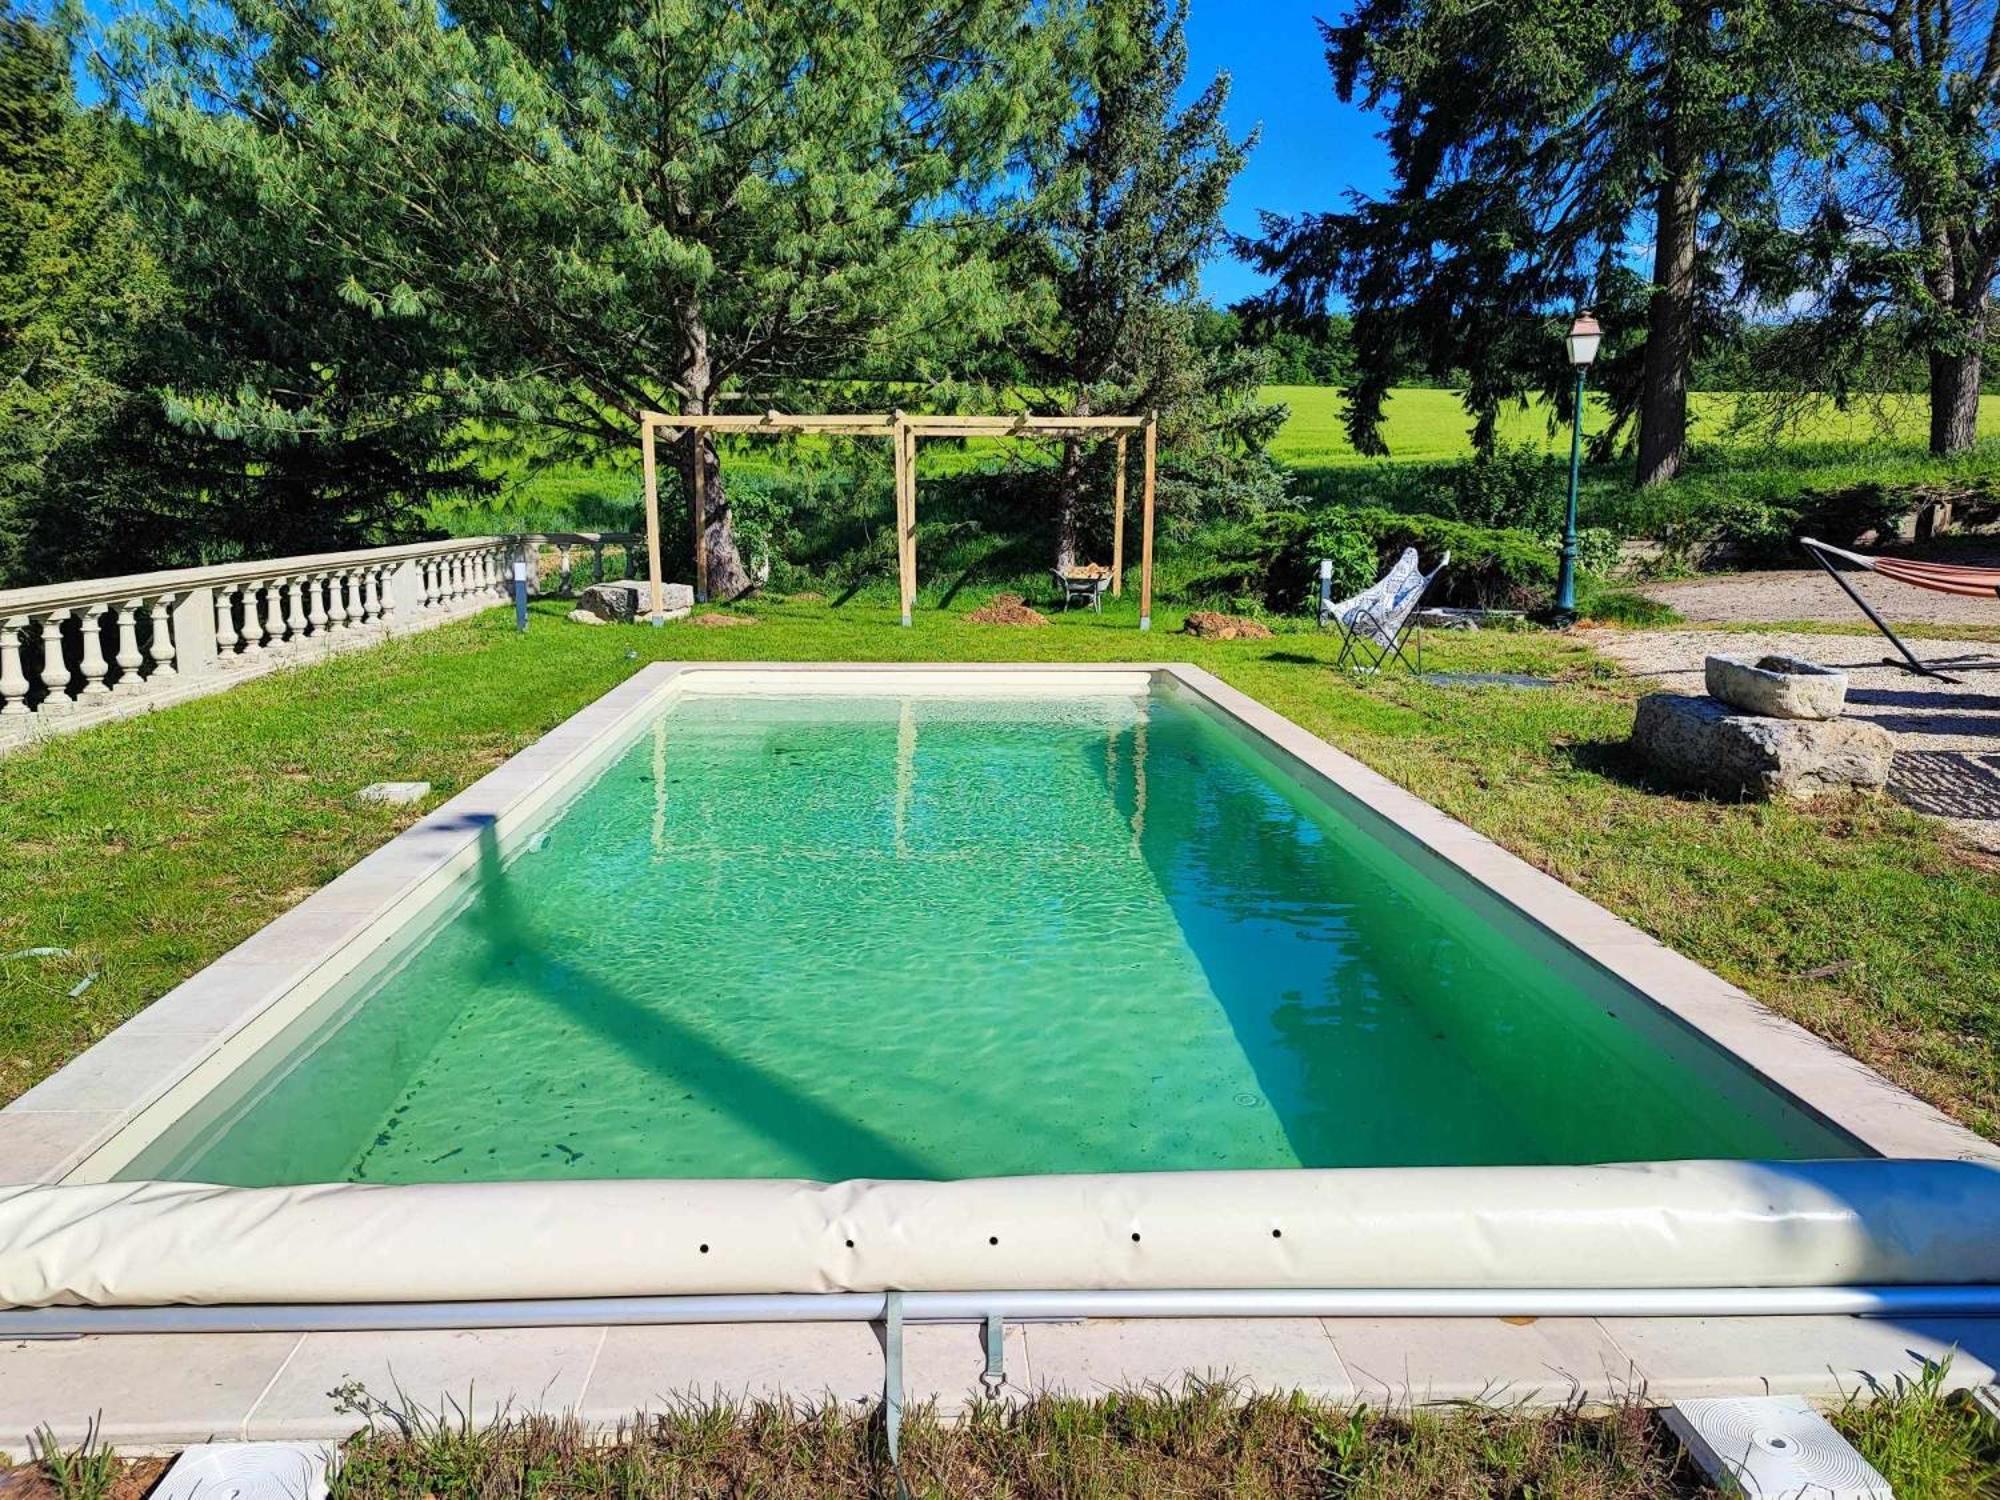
[130,684,1859,1185]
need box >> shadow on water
[1095,705,1864,1167]
[457,814,942,1180]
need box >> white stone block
[1705,654,1849,720]
[356,781,431,806]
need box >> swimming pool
[3,663,1994,1312]
[118,677,1857,1185]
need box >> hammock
[1798,536,1996,682]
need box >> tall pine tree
[1247,0,1839,484]
[1010,0,1275,570]
[112,0,1074,596]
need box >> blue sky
[1183,0,1389,306]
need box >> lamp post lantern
[1553,312,1601,624]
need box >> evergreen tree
[111,0,1074,597]
[1010,0,1276,571]
[0,6,167,581]
[1246,0,1839,484]
[1738,0,1999,454]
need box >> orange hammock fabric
[1801,538,2000,599]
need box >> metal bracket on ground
[882,1290,907,1492]
[980,1311,1007,1393]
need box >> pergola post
[635,409,1150,629]
[892,411,913,627]
[691,429,708,605]
[1139,411,1157,632]
[640,415,664,625]
[1111,433,1129,597]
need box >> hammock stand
[1798,537,1998,684]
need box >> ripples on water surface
[150,688,1859,1184]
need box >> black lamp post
[1553,311,1601,623]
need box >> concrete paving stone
[1600,1314,2000,1401]
[0,1110,124,1183]
[1325,1317,1638,1408]
[578,1322,880,1421]
[1024,1318,1352,1401]
[117,959,312,1037]
[243,1327,602,1441]
[5,1029,216,1115]
[0,1333,302,1454]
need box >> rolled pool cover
[1,1159,1997,1308]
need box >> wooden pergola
[638,409,1160,630]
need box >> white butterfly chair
[1322,547,1450,673]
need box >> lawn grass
[8,1375,1998,1498]
[1,597,1994,1140]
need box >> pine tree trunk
[679,308,752,598]
[1929,348,1982,455]
[1636,118,1699,488]
[1054,391,1092,573]
[1054,435,1083,573]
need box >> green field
[1266,384,2000,471]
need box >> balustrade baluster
[281,579,303,640]
[113,600,144,687]
[377,564,397,627]
[558,546,573,595]
[216,586,243,659]
[241,583,269,654]
[360,566,381,624]
[592,544,605,584]
[148,594,178,678]
[0,616,28,714]
[259,581,285,650]
[307,573,330,635]
[76,603,111,693]
[35,613,71,708]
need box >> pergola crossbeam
[638,408,1158,629]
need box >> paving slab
[1325,1317,1634,1407]
[1598,1315,2000,1401]
[577,1322,879,1420]
[242,1327,602,1441]
[0,1332,302,1454]
[1023,1317,1351,1401]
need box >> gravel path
[1639,544,2000,627]
[1590,626,2000,849]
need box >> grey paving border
[2,660,1988,1189]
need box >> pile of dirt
[1182,611,1273,641]
[694,612,756,628]
[966,593,1050,627]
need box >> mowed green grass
[1,598,1993,1142]
[1265,384,2000,472]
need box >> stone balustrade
[0,533,637,752]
